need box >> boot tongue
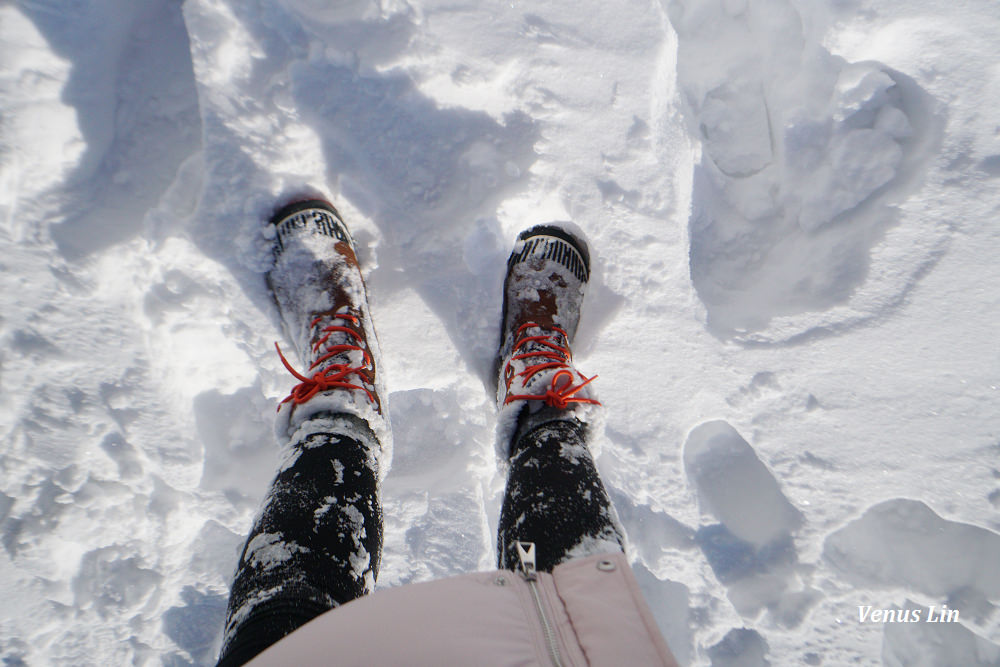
[514,324,569,357]
[503,234,588,345]
[306,309,365,369]
[274,307,379,411]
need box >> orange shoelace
[503,322,601,410]
[275,312,376,409]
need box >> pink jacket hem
[247,552,678,666]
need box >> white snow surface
[1,0,999,664]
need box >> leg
[219,416,381,666]
[498,416,624,572]
[218,201,389,665]
[494,225,624,572]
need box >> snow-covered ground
[2,0,999,663]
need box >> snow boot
[266,199,389,451]
[496,224,601,446]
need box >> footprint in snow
[684,420,819,628]
[661,0,943,341]
[823,498,1000,666]
[706,627,771,667]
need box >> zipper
[515,541,565,667]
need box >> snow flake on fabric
[245,532,310,570]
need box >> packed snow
[1,0,999,664]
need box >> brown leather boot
[266,199,389,450]
[496,224,600,445]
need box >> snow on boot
[496,224,601,449]
[266,199,390,465]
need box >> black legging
[217,412,624,666]
[497,417,624,571]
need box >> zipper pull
[515,541,537,582]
